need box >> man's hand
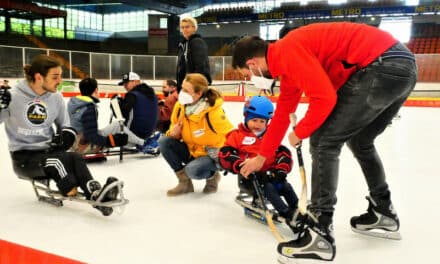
[288,131,301,147]
[239,155,266,178]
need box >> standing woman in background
[176,16,212,93]
[159,73,233,196]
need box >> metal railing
[0,44,439,98]
[0,44,234,81]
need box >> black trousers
[309,42,417,214]
[11,150,93,198]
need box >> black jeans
[309,43,417,214]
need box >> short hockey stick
[289,113,308,215]
[251,173,285,242]
[110,97,125,162]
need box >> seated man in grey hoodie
[0,55,123,216]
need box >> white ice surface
[0,99,439,264]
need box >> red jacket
[260,22,397,158]
[224,123,277,172]
[159,90,178,121]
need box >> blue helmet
[243,96,274,123]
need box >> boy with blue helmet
[219,96,299,231]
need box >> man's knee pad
[56,175,78,196]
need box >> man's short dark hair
[166,80,177,87]
[79,77,97,96]
[232,36,268,69]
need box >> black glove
[108,133,128,147]
[51,127,77,152]
[274,145,293,172]
[0,88,11,109]
[218,146,243,174]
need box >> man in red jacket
[157,80,178,133]
[232,22,417,262]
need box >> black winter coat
[176,33,212,91]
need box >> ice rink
[0,99,438,264]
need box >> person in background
[157,80,178,134]
[176,16,211,92]
[116,72,160,154]
[159,73,233,196]
[68,77,159,154]
[1,80,11,90]
[232,22,417,262]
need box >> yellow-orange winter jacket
[166,97,233,158]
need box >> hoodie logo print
[26,100,47,125]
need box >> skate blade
[278,255,325,264]
[113,203,127,215]
[351,227,402,240]
[94,181,129,208]
[244,208,267,224]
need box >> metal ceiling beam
[32,0,207,14]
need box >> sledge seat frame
[18,175,129,208]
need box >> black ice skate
[285,209,305,238]
[92,177,121,216]
[277,214,336,263]
[87,180,102,199]
[350,196,401,240]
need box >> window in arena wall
[260,23,285,41]
[0,17,5,32]
[379,17,412,44]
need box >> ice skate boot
[87,180,111,216]
[350,196,401,240]
[284,209,306,239]
[277,213,336,263]
[86,180,101,200]
[137,131,160,155]
[92,177,121,216]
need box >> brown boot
[167,169,194,197]
[203,171,221,194]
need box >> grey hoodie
[0,80,69,151]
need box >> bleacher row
[222,53,440,83]
[406,23,440,82]
[198,0,407,17]
[407,37,440,54]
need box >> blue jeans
[309,42,417,214]
[159,136,217,180]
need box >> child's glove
[218,146,243,174]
